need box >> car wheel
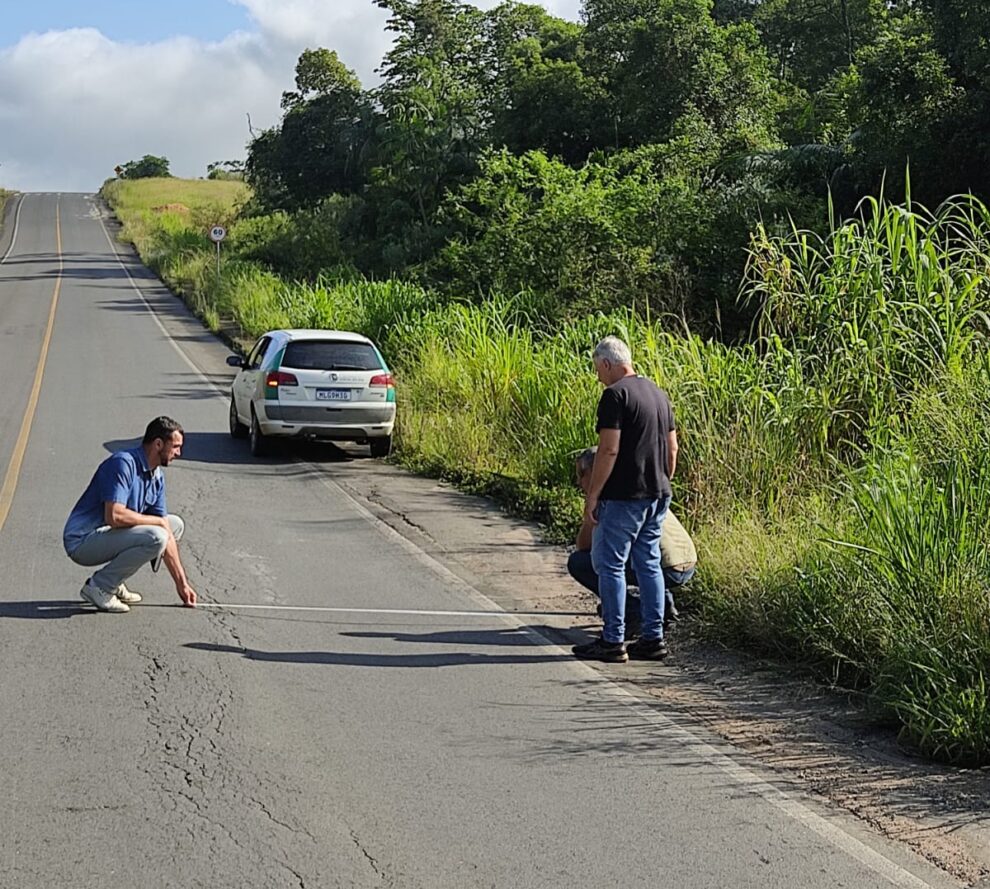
[229,396,248,439]
[369,435,392,458]
[250,409,272,457]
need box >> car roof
[271,329,375,345]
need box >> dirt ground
[627,638,990,885]
[333,459,990,887]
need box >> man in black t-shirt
[572,336,678,663]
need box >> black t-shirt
[596,375,675,500]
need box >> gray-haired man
[572,336,677,663]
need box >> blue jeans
[591,497,670,643]
[566,550,685,621]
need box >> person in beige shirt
[568,446,696,636]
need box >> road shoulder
[336,460,990,885]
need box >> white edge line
[96,207,230,399]
[0,194,26,265]
[94,198,943,889]
[196,603,587,617]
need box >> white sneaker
[79,580,130,613]
[115,584,142,605]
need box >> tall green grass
[103,179,990,765]
[745,193,990,446]
[736,195,990,762]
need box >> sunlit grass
[102,177,249,216]
[101,177,250,264]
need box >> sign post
[209,225,227,281]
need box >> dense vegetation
[238,0,990,335]
[103,0,990,766]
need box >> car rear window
[281,340,383,371]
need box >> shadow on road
[185,641,570,668]
[102,432,362,467]
[104,433,265,467]
[0,600,91,619]
[341,627,566,647]
[0,256,131,283]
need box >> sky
[0,0,582,192]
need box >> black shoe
[627,637,669,660]
[150,553,163,573]
[572,637,628,663]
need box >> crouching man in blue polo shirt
[63,416,198,613]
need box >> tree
[367,0,491,267]
[837,16,964,202]
[749,0,888,91]
[245,50,373,211]
[711,0,760,21]
[916,0,990,78]
[207,160,244,180]
[906,0,990,198]
[482,3,610,164]
[583,0,782,153]
[280,47,364,111]
[120,155,171,179]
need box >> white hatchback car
[227,329,396,457]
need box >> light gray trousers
[67,515,184,592]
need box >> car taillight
[369,373,394,387]
[266,371,298,387]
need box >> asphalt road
[0,193,961,889]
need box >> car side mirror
[226,355,245,368]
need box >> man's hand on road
[177,583,198,607]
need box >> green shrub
[432,145,822,332]
[232,198,361,281]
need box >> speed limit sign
[209,225,227,243]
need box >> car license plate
[316,388,351,401]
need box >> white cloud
[235,0,580,49]
[0,27,284,190]
[0,1,581,192]
[235,0,392,67]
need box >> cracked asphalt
[0,193,964,889]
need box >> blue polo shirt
[63,448,167,551]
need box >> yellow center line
[0,200,62,534]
